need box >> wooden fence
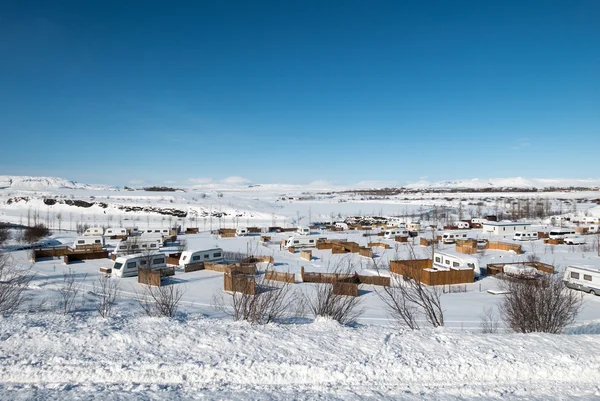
[185,227,199,234]
[300,267,357,283]
[390,259,474,285]
[456,240,478,255]
[368,242,391,249]
[487,261,554,276]
[359,247,373,258]
[63,251,109,264]
[204,261,257,275]
[395,236,408,243]
[357,275,390,286]
[300,250,312,261]
[264,269,295,284]
[333,282,359,296]
[183,262,205,273]
[420,237,434,247]
[138,268,162,286]
[486,241,523,254]
[241,256,274,264]
[224,272,255,295]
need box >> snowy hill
[0,176,111,191]
[405,177,600,190]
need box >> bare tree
[0,224,10,246]
[56,212,63,233]
[480,306,500,334]
[0,252,33,315]
[93,275,121,318]
[305,282,363,325]
[499,276,582,333]
[378,276,420,330]
[57,269,87,315]
[136,282,185,318]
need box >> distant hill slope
[405,177,600,190]
[0,176,111,191]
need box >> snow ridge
[0,176,111,191]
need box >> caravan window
[140,260,147,265]
[132,245,139,249]
[213,252,222,258]
[192,256,200,261]
[584,275,592,281]
[127,262,136,268]
[467,263,475,269]
[153,258,164,264]
[95,240,101,244]
[435,257,441,263]
[294,240,299,244]
[203,254,209,259]
[182,255,187,261]
[151,244,157,248]
[119,245,126,250]
[78,240,85,244]
[453,262,459,267]
[445,259,450,265]
[570,272,580,279]
[309,240,315,243]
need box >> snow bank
[0,312,599,399]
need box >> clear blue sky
[1,0,598,187]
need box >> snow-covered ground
[2,175,600,399]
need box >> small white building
[482,221,531,237]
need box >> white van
[564,265,600,295]
[441,231,468,244]
[83,227,104,236]
[73,236,104,249]
[179,248,224,267]
[433,251,480,278]
[236,227,248,236]
[103,228,127,237]
[384,228,409,239]
[564,235,586,245]
[112,253,167,278]
[513,231,539,241]
[454,221,470,229]
[297,226,311,236]
[284,236,317,248]
[549,228,576,239]
[114,237,163,255]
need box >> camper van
[103,228,127,237]
[141,228,170,237]
[441,231,469,244]
[433,251,481,278]
[564,265,600,295]
[112,253,167,278]
[83,227,104,236]
[471,218,487,225]
[179,248,224,267]
[114,237,163,255]
[236,227,248,236]
[454,221,470,229]
[73,236,104,249]
[406,222,421,232]
[513,231,539,241]
[564,235,586,245]
[284,236,317,248]
[383,228,409,239]
[548,228,576,240]
[297,226,311,236]
[334,223,349,231]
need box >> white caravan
[297,226,311,236]
[406,222,421,232]
[73,236,104,249]
[588,225,600,234]
[114,237,163,255]
[383,228,409,239]
[513,231,539,241]
[141,228,170,237]
[441,231,469,244]
[563,235,586,245]
[454,221,470,229]
[112,253,167,278]
[179,248,224,267]
[564,265,600,296]
[549,228,576,239]
[83,227,104,236]
[236,227,248,236]
[284,236,317,248]
[433,251,481,278]
[103,228,127,237]
[334,223,349,230]
[471,218,487,224]
[125,226,140,236]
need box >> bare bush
[0,252,33,315]
[214,273,296,324]
[499,276,582,333]
[93,275,121,318]
[57,269,86,315]
[136,283,185,318]
[480,306,500,334]
[23,224,50,244]
[0,224,10,246]
[305,282,363,325]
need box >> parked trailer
[441,231,469,244]
[296,226,311,236]
[564,265,600,296]
[73,236,104,249]
[454,221,470,229]
[141,228,170,237]
[114,237,163,255]
[112,253,167,278]
[548,228,576,240]
[513,231,539,241]
[564,235,586,245]
[384,228,408,239]
[236,227,248,236]
[103,228,128,237]
[179,248,224,267]
[83,227,104,236]
[433,250,481,278]
[284,236,317,248]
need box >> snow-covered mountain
[0,176,112,191]
[405,177,600,190]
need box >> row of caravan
[83,227,173,237]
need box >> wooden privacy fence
[224,272,255,294]
[33,247,109,263]
[390,259,474,285]
[166,252,181,266]
[300,250,312,261]
[368,242,391,249]
[264,269,295,284]
[486,261,554,276]
[486,241,523,254]
[456,239,478,255]
[204,261,257,275]
[359,247,373,258]
[63,250,109,264]
[333,282,359,296]
[183,262,205,273]
[185,227,199,234]
[300,267,390,286]
[395,236,408,243]
[420,237,434,247]
[241,256,274,264]
[357,275,390,286]
[138,268,162,286]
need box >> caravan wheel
[590,290,597,296]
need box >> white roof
[568,265,600,273]
[483,221,530,227]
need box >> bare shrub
[214,273,295,324]
[306,282,363,325]
[499,276,582,333]
[0,252,33,315]
[23,224,50,244]
[93,275,121,318]
[0,224,10,246]
[480,306,500,334]
[57,269,87,315]
[136,283,185,318]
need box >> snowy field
[2,176,600,399]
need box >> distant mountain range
[404,177,600,190]
[0,176,112,191]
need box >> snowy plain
[2,176,600,399]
